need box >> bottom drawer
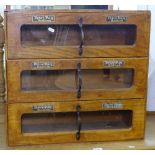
[7,99,146,146]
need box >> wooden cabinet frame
[7,58,148,103]
[7,99,145,146]
[5,9,150,146]
[5,10,150,59]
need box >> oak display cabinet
[8,99,145,146]
[6,10,150,59]
[5,9,151,146]
[7,58,147,103]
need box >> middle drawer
[7,57,147,103]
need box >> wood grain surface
[5,10,151,59]
[7,99,146,146]
[4,10,150,147]
[7,57,148,103]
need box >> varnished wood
[0,15,5,103]
[0,104,154,149]
[7,99,146,146]
[7,57,148,103]
[5,10,151,59]
[5,10,150,146]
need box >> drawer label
[102,102,123,109]
[32,15,55,22]
[32,62,55,69]
[106,16,128,22]
[104,60,124,67]
[32,105,54,112]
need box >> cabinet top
[5,9,151,15]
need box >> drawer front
[7,58,148,103]
[6,10,150,59]
[7,99,145,146]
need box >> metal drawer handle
[76,105,81,140]
[78,17,84,56]
[76,63,82,98]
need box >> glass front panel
[84,25,136,45]
[81,110,132,130]
[21,69,134,91]
[21,110,132,133]
[21,25,136,47]
[21,25,80,47]
[81,69,134,89]
[21,70,76,91]
[22,112,76,133]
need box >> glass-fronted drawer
[7,58,147,103]
[21,24,136,47]
[22,110,132,134]
[6,10,150,59]
[7,99,145,146]
[20,69,133,91]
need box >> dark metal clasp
[76,63,82,98]
[76,105,81,140]
[78,17,84,56]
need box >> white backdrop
[144,6,155,111]
[114,5,155,111]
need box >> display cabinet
[7,58,147,103]
[5,9,150,146]
[5,10,150,59]
[7,99,145,146]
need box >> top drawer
[6,10,150,59]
